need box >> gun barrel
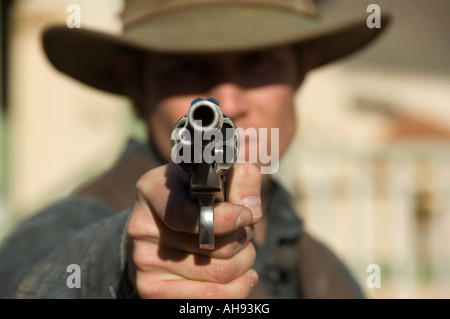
[187,99,224,132]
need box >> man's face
[140,45,304,170]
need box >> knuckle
[135,169,155,194]
[211,262,236,284]
[132,243,154,270]
[135,165,169,195]
[215,227,254,259]
[235,162,260,180]
[126,213,139,237]
[217,242,240,259]
[235,227,252,247]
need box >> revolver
[171,97,239,249]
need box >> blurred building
[1,0,450,298]
[1,0,141,228]
[275,0,450,298]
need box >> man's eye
[156,58,212,92]
[171,60,210,79]
[250,52,269,64]
[177,60,199,73]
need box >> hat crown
[122,0,318,28]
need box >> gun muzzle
[187,99,223,133]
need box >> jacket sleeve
[0,195,133,299]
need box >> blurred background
[1,0,449,298]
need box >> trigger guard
[199,204,215,250]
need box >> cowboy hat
[42,0,391,95]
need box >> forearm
[0,196,133,298]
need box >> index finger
[225,163,262,221]
[135,164,255,235]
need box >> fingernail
[240,196,262,219]
[236,210,252,228]
[250,270,259,287]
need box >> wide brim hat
[42,0,391,96]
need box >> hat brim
[42,4,390,95]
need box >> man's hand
[126,162,262,298]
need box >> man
[0,0,389,298]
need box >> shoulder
[296,231,365,299]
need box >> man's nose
[208,82,248,121]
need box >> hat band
[122,0,319,30]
